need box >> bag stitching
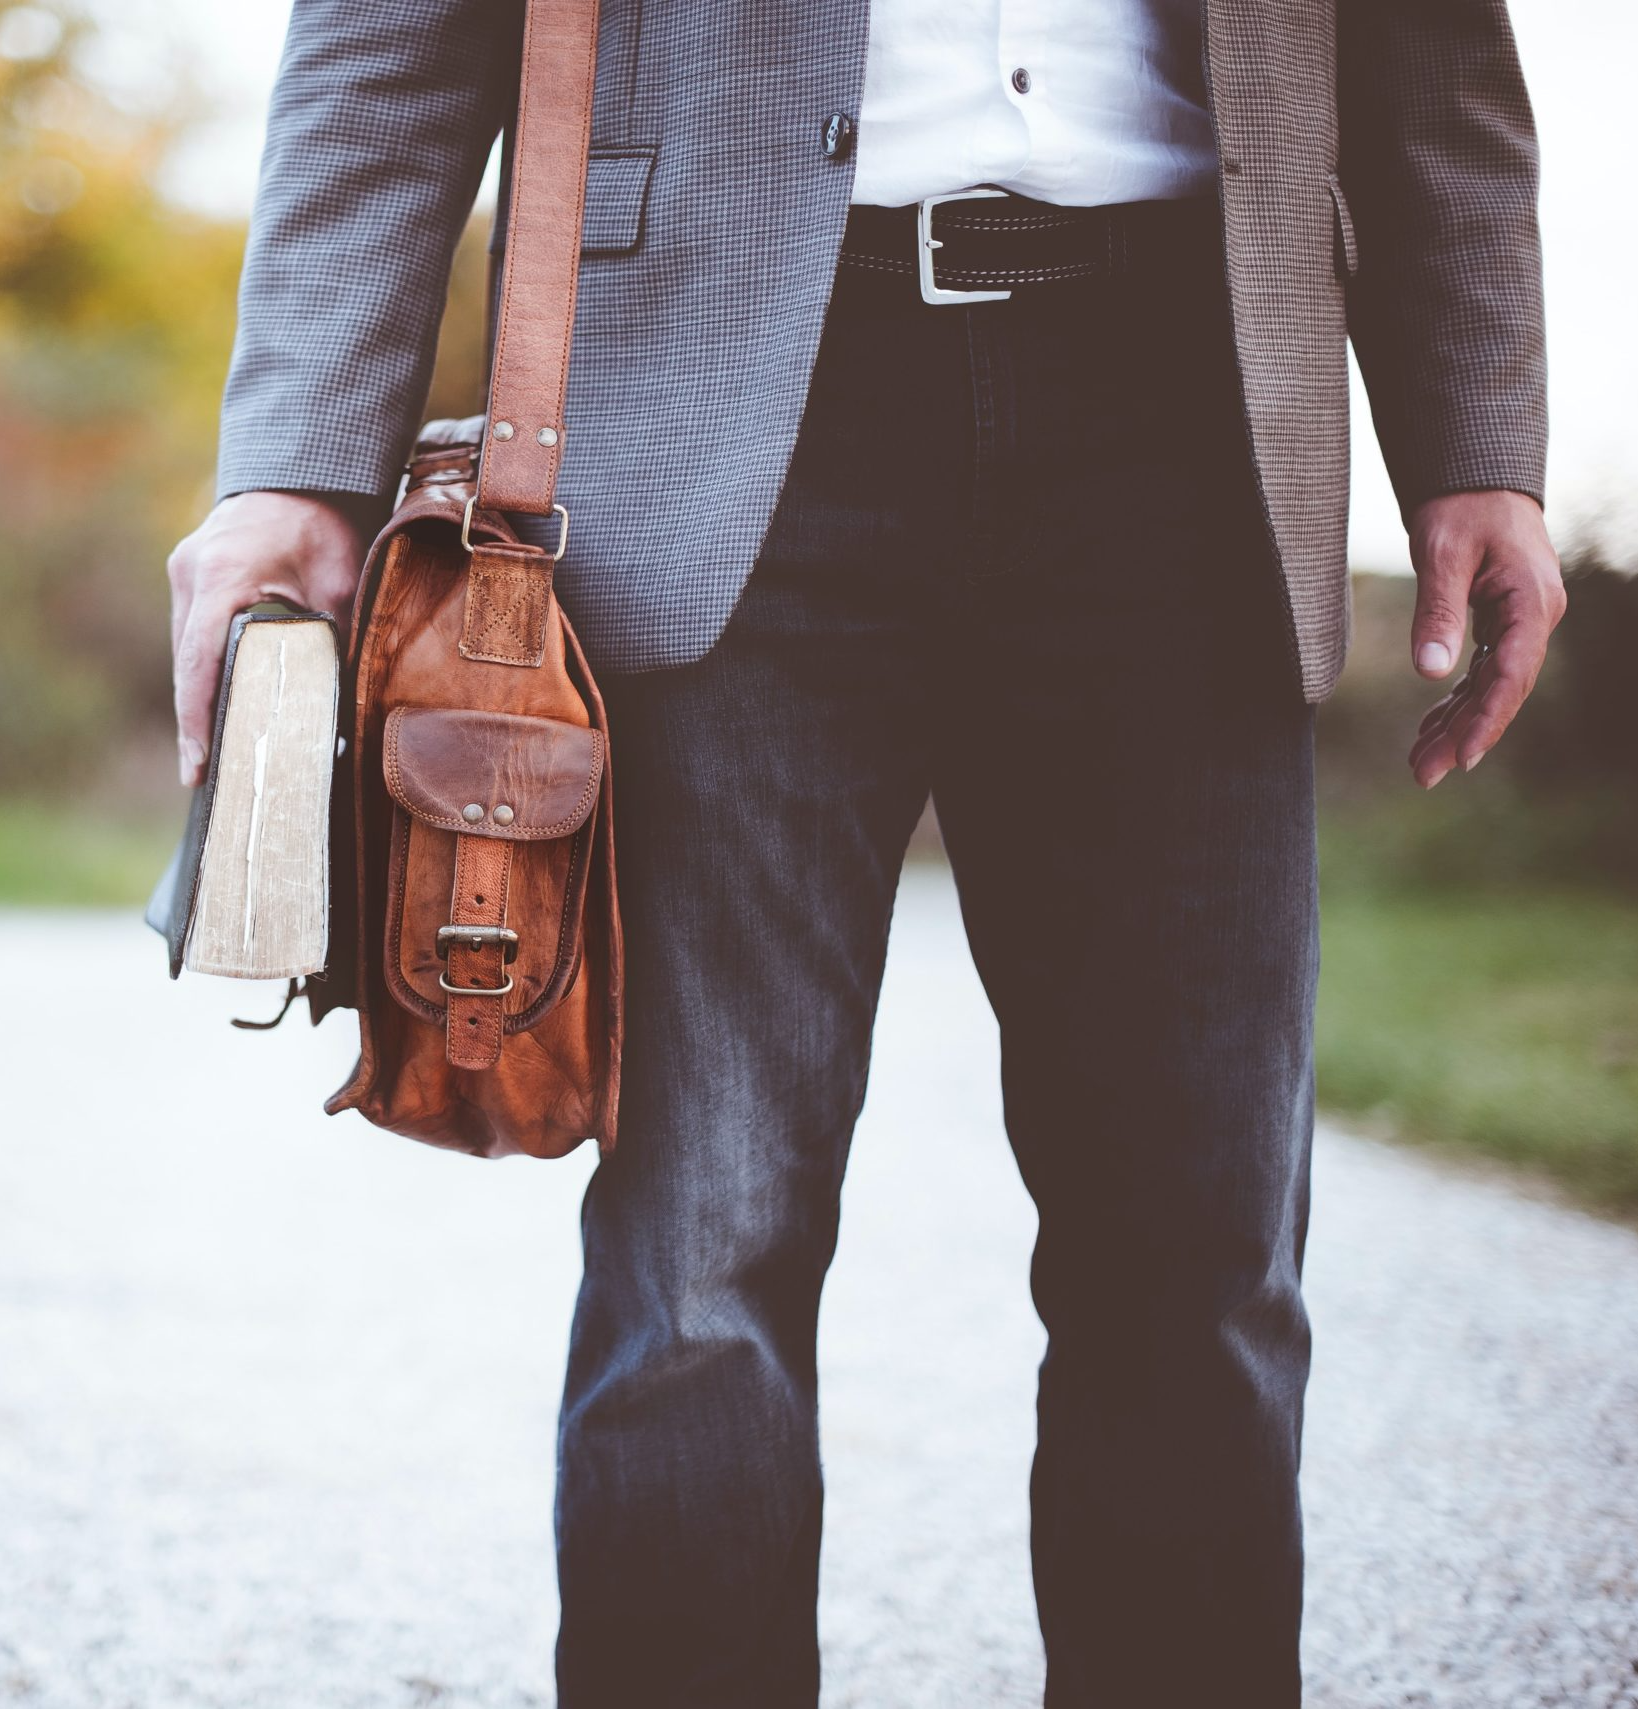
[459,560,550,666]
[385,714,605,838]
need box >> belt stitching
[935,214,1086,231]
[838,253,1121,281]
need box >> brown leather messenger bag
[308,0,622,1159]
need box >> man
[167,0,1563,1702]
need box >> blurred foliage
[1314,565,1638,1216]
[1316,560,1638,896]
[2,0,1631,890]
[427,217,492,425]
[0,793,173,902]
[0,0,494,798]
[0,0,1633,1211]
[1317,889,1638,1217]
[0,0,243,789]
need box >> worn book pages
[185,620,336,979]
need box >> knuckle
[1416,594,1466,633]
[174,638,210,676]
[1518,597,1557,637]
[1494,676,1534,715]
[191,550,237,583]
[1490,664,1528,696]
[1422,533,1471,581]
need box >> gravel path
[2,869,1636,1708]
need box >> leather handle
[475,0,603,517]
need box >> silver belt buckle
[916,188,1014,306]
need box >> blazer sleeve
[215,0,522,505]
[1337,0,1548,521]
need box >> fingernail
[1416,642,1453,674]
[179,737,205,786]
[1462,750,1484,773]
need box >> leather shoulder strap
[475,0,602,517]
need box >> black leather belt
[840,187,1217,304]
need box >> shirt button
[821,112,854,160]
[1010,66,1032,94]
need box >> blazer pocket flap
[1327,173,1360,279]
[384,706,604,840]
[581,146,659,254]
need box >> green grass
[0,798,177,906]
[1317,884,1638,1216]
[2,790,1634,1216]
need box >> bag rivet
[492,420,515,441]
[537,426,559,447]
[462,803,485,822]
[492,804,516,826]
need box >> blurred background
[0,0,1631,1211]
[2,4,1637,1706]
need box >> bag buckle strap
[437,923,519,997]
[435,925,520,963]
[439,970,515,997]
[461,495,569,561]
[443,835,516,1069]
[916,188,1015,306]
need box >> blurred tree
[426,215,493,425]
[0,0,1629,917]
[0,0,495,796]
[1316,557,1638,895]
[0,0,242,790]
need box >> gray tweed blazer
[217,0,1547,701]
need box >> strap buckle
[916,188,1015,306]
[435,924,520,963]
[438,970,514,997]
[461,496,569,561]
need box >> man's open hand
[168,492,370,787]
[1405,489,1565,789]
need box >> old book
[146,610,339,980]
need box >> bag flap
[384,706,603,840]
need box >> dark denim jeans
[555,202,1319,1709]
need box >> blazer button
[821,112,854,160]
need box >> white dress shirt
[851,0,1218,209]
